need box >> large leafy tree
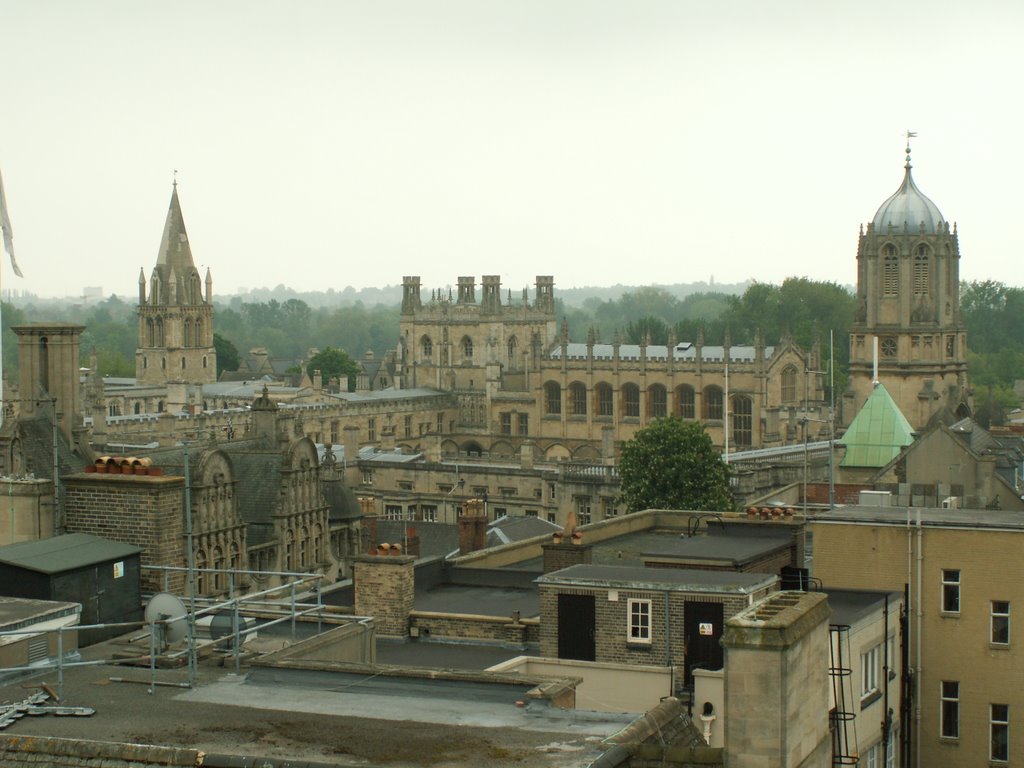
[618,417,732,512]
[213,333,240,377]
[306,346,360,391]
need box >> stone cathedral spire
[135,182,217,391]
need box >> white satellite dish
[144,592,188,646]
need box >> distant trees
[213,333,240,377]
[306,347,360,391]
[618,417,732,513]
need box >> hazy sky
[2,0,1021,300]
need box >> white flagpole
[0,166,26,430]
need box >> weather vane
[904,130,917,168]
[173,169,178,188]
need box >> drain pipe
[915,508,922,768]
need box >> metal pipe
[915,508,922,768]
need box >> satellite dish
[208,610,234,642]
[145,592,188,646]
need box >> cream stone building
[813,506,1020,767]
[845,142,971,430]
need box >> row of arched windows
[544,381,757,447]
[882,243,932,297]
[542,380,754,443]
[144,316,205,347]
[419,334,520,368]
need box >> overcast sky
[1,0,1021,300]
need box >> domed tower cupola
[871,144,945,234]
[846,135,970,431]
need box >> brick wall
[542,541,592,573]
[539,585,756,674]
[64,474,186,592]
[353,554,414,637]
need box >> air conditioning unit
[941,496,960,509]
[859,490,892,507]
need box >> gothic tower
[846,143,970,430]
[135,184,217,387]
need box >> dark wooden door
[683,601,724,684]
[558,593,596,661]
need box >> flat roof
[537,564,777,594]
[825,588,902,627]
[813,505,1024,531]
[641,530,790,566]
[414,583,539,618]
[0,596,80,630]
[0,533,142,574]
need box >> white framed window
[886,723,898,768]
[420,505,438,522]
[941,569,960,613]
[627,598,652,644]
[863,741,881,768]
[991,703,1009,762]
[384,504,403,521]
[494,507,507,519]
[992,601,1010,645]
[861,644,880,698]
[940,680,959,739]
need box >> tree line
[1,280,1021,421]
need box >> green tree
[618,417,732,512]
[306,346,360,391]
[214,333,241,377]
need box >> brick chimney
[354,554,415,638]
[458,515,488,555]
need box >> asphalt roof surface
[0,533,141,574]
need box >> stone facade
[846,148,970,430]
[135,184,216,387]
[722,591,832,768]
[812,507,1024,768]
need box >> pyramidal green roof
[839,383,916,468]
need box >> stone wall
[722,591,831,768]
[409,611,539,645]
[63,474,186,592]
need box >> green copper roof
[839,383,915,467]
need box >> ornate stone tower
[846,142,970,430]
[135,184,216,387]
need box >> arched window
[648,384,667,418]
[622,384,640,418]
[913,244,930,295]
[184,319,192,347]
[544,381,562,415]
[146,318,155,346]
[732,395,753,447]
[595,382,614,417]
[507,336,519,370]
[883,243,898,296]
[461,336,473,361]
[676,384,695,419]
[134,402,141,415]
[781,365,798,404]
[703,385,723,420]
[569,382,587,416]
[421,335,433,359]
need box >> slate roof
[0,533,141,574]
[839,383,915,467]
[19,416,88,479]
